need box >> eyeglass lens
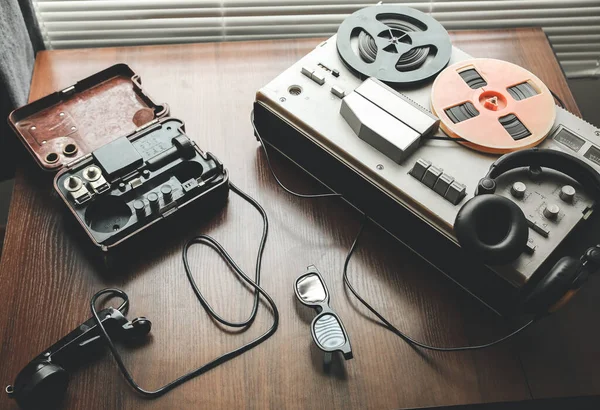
[314,313,346,349]
[296,273,327,304]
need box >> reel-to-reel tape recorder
[253,4,600,314]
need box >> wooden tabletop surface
[1,28,599,410]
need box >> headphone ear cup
[454,195,529,265]
[523,256,584,314]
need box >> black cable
[550,89,566,109]
[90,182,279,398]
[251,113,537,350]
[343,214,537,351]
[423,135,466,142]
[251,111,342,199]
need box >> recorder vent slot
[507,81,539,101]
[445,102,480,124]
[499,114,531,140]
[459,69,487,89]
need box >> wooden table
[1,28,599,410]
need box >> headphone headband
[481,148,600,196]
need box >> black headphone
[6,290,151,410]
[454,148,600,314]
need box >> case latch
[60,86,76,97]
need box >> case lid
[9,63,168,171]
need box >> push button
[422,166,443,188]
[445,181,467,205]
[311,71,326,85]
[301,66,314,79]
[410,158,467,205]
[433,174,454,196]
[409,158,431,181]
[331,85,346,98]
[301,66,325,85]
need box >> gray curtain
[0,0,45,180]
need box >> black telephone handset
[6,303,150,410]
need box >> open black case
[9,64,229,251]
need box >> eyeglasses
[294,265,353,362]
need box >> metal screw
[376,164,384,170]
[595,131,600,136]
[279,97,286,102]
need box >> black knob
[477,178,496,195]
[147,192,160,213]
[161,184,173,203]
[133,199,145,217]
[173,136,195,160]
[583,245,600,269]
[528,166,543,181]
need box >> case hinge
[66,153,92,169]
[135,119,159,133]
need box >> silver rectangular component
[341,91,421,164]
[311,70,326,85]
[89,176,110,194]
[331,85,345,98]
[340,78,439,164]
[70,186,91,205]
[354,78,439,136]
[129,178,143,189]
[301,66,314,79]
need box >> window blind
[33,0,600,78]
